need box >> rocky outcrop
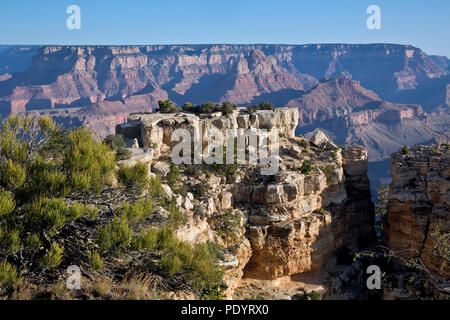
[117,108,375,292]
[383,145,450,278]
[116,107,299,158]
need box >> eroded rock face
[116,107,299,158]
[383,145,450,278]
[116,108,375,295]
[245,212,334,279]
[242,144,375,280]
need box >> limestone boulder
[152,162,170,177]
[310,130,337,150]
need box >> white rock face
[152,162,170,177]
[161,184,174,199]
[310,130,338,150]
[117,107,299,160]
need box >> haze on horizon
[0,0,449,58]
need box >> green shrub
[300,160,313,174]
[185,165,201,178]
[40,243,64,269]
[309,290,322,300]
[104,135,126,150]
[64,127,115,195]
[117,162,149,193]
[0,259,22,288]
[68,202,88,221]
[86,205,99,220]
[27,198,68,236]
[173,185,188,196]
[158,238,223,298]
[24,158,68,199]
[256,101,275,111]
[131,228,158,251]
[116,147,132,161]
[158,100,180,113]
[96,217,133,252]
[157,225,177,251]
[211,163,238,177]
[221,102,236,117]
[148,176,163,197]
[321,165,336,186]
[129,224,224,299]
[1,228,21,254]
[167,202,186,227]
[0,159,26,189]
[117,198,153,221]
[166,164,180,187]
[104,135,132,161]
[193,183,206,197]
[401,145,409,155]
[200,284,223,300]
[88,250,103,271]
[160,253,183,276]
[216,210,242,238]
[25,233,41,249]
[186,242,223,298]
[0,190,15,217]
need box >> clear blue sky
[1,0,449,57]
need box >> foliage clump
[215,209,243,239]
[400,144,409,155]
[166,164,180,187]
[117,161,149,193]
[88,250,103,271]
[64,127,115,195]
[321,165,337,186]
[158,100,181,113]
[96,217,133,252]
[40,243,64,269]
[245,101,275,113]
[116,198,153,222]
[104,134,131,161]
[181,101,237,117]
[0,259,22,288]
[300,160,313,174]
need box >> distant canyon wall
[0,44,448,154]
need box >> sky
[0,0,449,57]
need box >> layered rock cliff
[383,145,450,278]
